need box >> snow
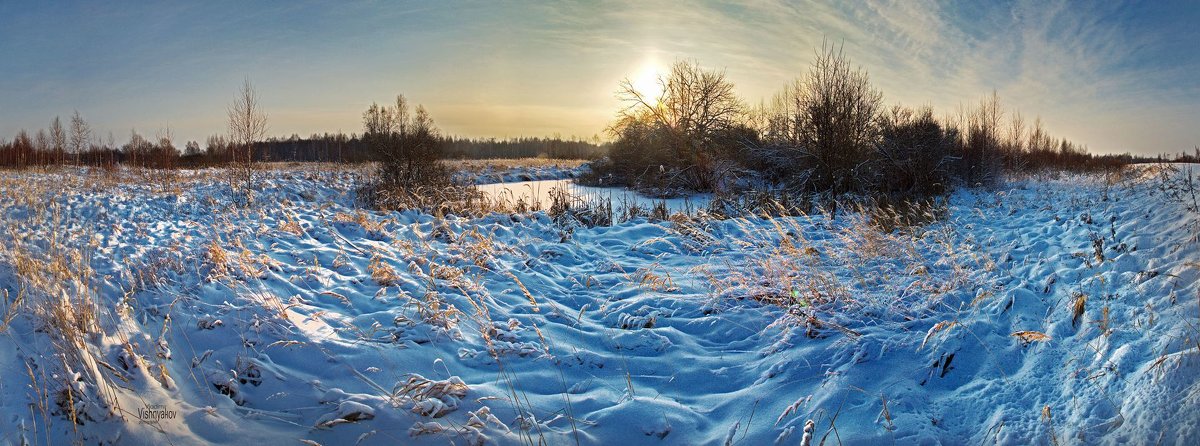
[0,164,1197,445]
[452,160,587,185]
[477,178,711,214]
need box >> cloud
[631,0,1200,154]
[1,0,1196,153]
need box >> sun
[630,64,665,103]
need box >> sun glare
[631,65,664,103]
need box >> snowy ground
[0,164,1197,445]
[477,179,711,214]
[449,159,587,185]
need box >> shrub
[876,106,956,196]
[759,41,883,194]
[596,60,745,193]
[362,95,452,207]
[953,92,1005,187]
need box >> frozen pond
[476,179,711,214]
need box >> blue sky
[1,0,1197,155]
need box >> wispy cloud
[0,0,1196,153]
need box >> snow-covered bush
[361,94,456,210]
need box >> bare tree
[156,126,176,169]
[960,91,1004,186]
[766,41,883,193]
[104,131,116,167]
[124,129,153,167]
[7,130,31,168]
[612,59,744,190]
[1004,110,1026,171]
[34,129,48,166]
[877,105,955,196]
[363,94,448,196]
[69,110,91,165]
[206,134,229,159]
[227,79,268,204]
[50,116,66,166]
[1028,117,1052,154]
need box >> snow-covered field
[449,159,588,185]
[477,179,711,214]
[1,163,1197,445]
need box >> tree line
[586,42,1159,198]
[0,42,1183,206]
[0,118,606,171]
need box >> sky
[1,0,1198,155]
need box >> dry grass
[699,197,975,333]
[368,254,400,286]
[504,271,540,312]
[206,240,231,278]
[1097,305,1112,335]
[920,321,959,351]
[0,168,284,442]
[1012,331,1052,345]
[0,178,124,441]
[332,210,390,238]
[394,374,469,401]
[1071,292,1088,329]
[629,264,676,292]
[278,210,304,235]
[0,165,513,442]
[0,288,21,331]
[3,161,1184,444]
[1041,405,1060,446]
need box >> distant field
[447,158,588,170]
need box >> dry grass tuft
[1041,405,1060,446]
[505,271,540,312]
[920,321,958,351]
[392,374,470,418]
[368,254,399,286]
[1071,292,1087,329]
[333,210,390,238]
[206,240,230,277]
[394,374,469,401]
[1012,330,1052,345]
[1097,305,1111,336]
[278,210,304,235]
